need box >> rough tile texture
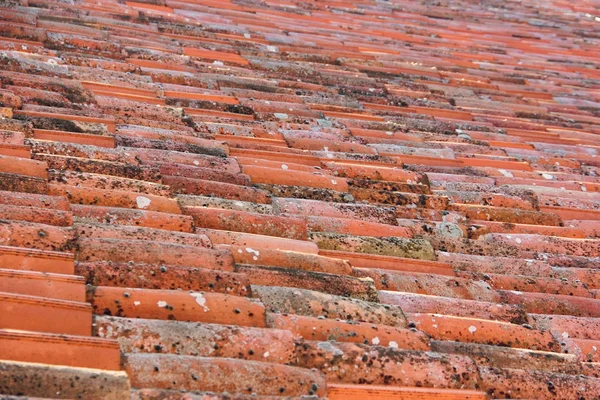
[0,0,599,398]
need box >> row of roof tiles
[0,0,599,399]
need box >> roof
[0,0,599,398]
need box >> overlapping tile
[0,0,599,398]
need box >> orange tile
[89,286,265,327]
[0,292,91,335]
[0,143,31,158]
[0,245,74,275]
[456,156,533,171]
[406,106,473,121]
[185,107,255,121]
[380,291,527,324]
[322,110,385,122]
[183,47,249,66]
[13,110,116,133]
[182,206,308,240]
[328,384,488,400]
[307,216,413,238]
[0,204,72,226]
[268,313,430,349]
[320,250,455,276]
[0,330,121,370]
[125,352,326,397]
[48,184,181,214]
[0,220,74,252]
[409,313,557,351]
[0,269,84,302]
[539,206,600,221]
[33,129,115,148]
[448,204,562,226]
[230,148,321,166]
[164,90,239,104]
[126,1,173,13]
[198,228,319,254]
[71,204,194,232]
[163,175,272,204]
[228,245,352,275]
[468,220,586,239]
[0,155,47,178]
[77,237,234,270]
[242,164,348,191]
[324,161,426,184]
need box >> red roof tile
[2,0,600,398]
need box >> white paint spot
[542,173,554,180]
[389,341,398,348]
[244,33,251,38]
[237,249,243,253]
[246,247,260,257]
[331,179,337,185]
[193,160,200,165]
[253,256,258,261]
[562,332,569,339]
[593,346,597,352]
[498,169,514,178]
[190,292,209,312]
[136,196,151,209]
[515,238,522,244]
[213,60,224,66]
[511,290,523,295]
[266,45,279,52]
[468,325,477,334]
[385,131,393,136]
[263,352,270,358]
[281,164,288,170]
[134,301,141,306]
[372,337,380,345]
[157,300,168,308]
[582,186,587,192]
[274,113,288,120]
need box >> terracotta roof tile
[77,237,233,269]
[327,384,488,400]
[3,0,600,397]
[125,353,326,397]
[431,341,580,375]
[1,292,91,335]
[237,264,378,301]
[0,329,121,370]
[295,341,480,389]
[95,316,296,363]
[0,360,130,399]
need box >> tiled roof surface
[0,0,599,398]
